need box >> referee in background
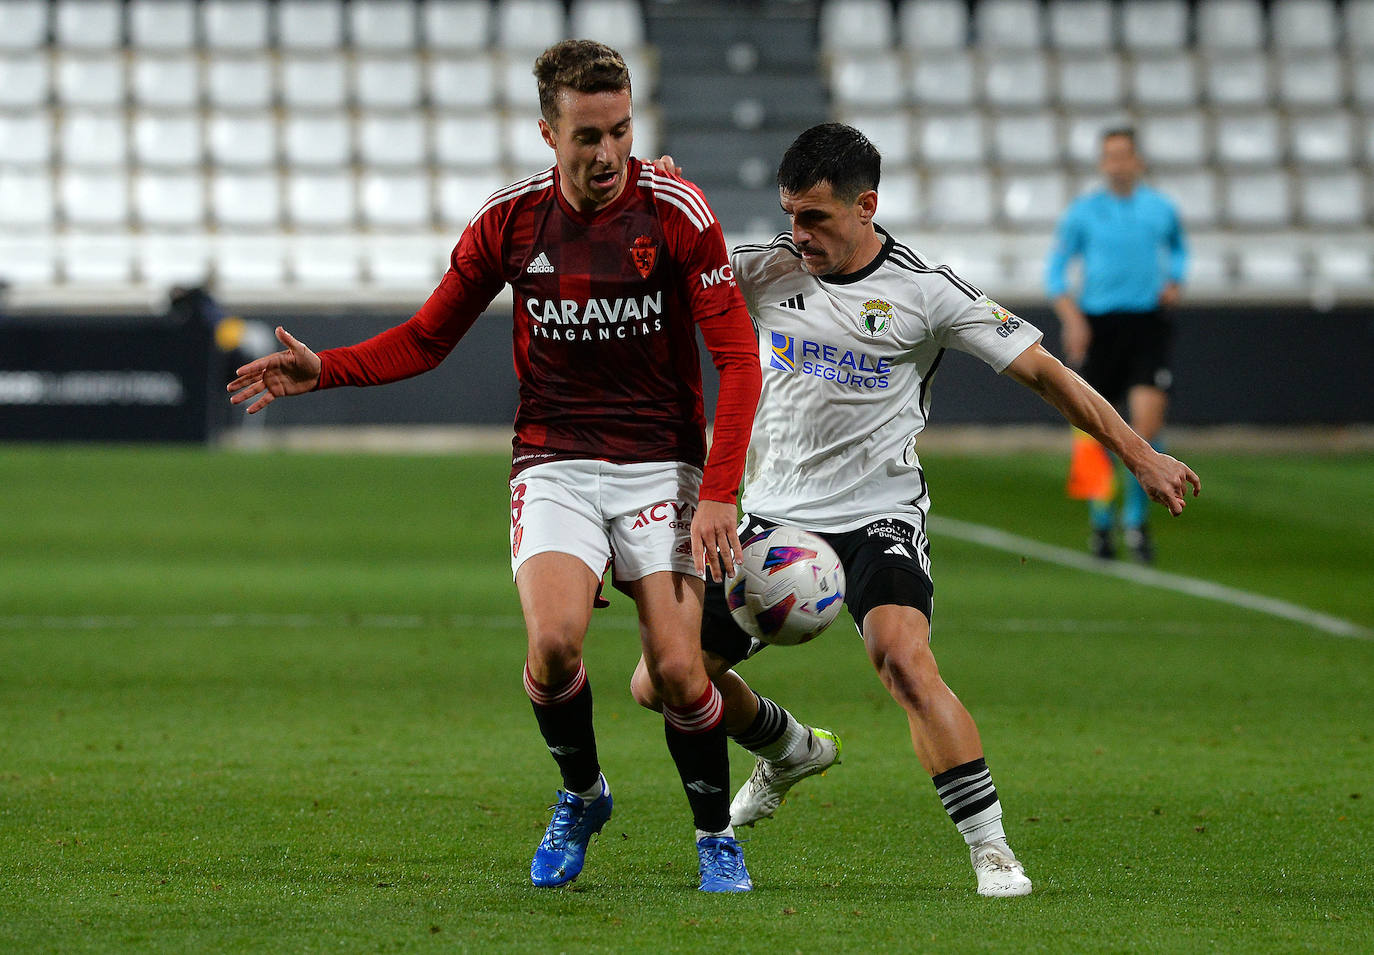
[1045,127,1188,563]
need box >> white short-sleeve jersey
[730,227,1042,532]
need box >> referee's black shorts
[1081,309,1174,405]
[702,514,935,667]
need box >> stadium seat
[357,113,428,168]
[1063,111,1131,167]
[982,51,1050,108]
[875,167,920,227]
[932,244,1002,288]
[139,233,212,287]
[127,0,196,49]
[1275,53,1344,107]
[421,0,492,50]
[291,234,363,287]
[1350,0,1374,49]
[1137,112,1209,167]
[53,0,122,48]
[990,112,1060,167]
[504,114,553,172]
[1222,171,1291,227]
[1046,0,1114,51]
[205,55,275,109]
[1195,0,1265,50]
[917,113,986,166]
[211,171,283,229]
[282,113,352,167]
[1354,61,1374,108]
[360,171,433,228]
[0,234,58,284]
[206,113,278,169]
[925,171,995,226]
[1297,172,1366,227]
[54,53,126,108]
[0,53,48,108]
[62,232,136,283]
[367,234,447,288]
[354,56,423,109]
[1203,54,1270,107]
[1185,244,1233,291]
[1270,0,1340,51]
[829,51,906,108]
[1213,111,1282,168]
[498,56,543,109]
[1056,54,1124,109]
[974,0,1043,49]
[897,0,968,50]
[59,111,127,167]
[909,50,978,107]
[570,0,646,51]
[349,0,418,51]
[132,170,205,228]
[0,112,52,167]
[1119,0,1188,52]
[838,111,913,165]
[437,170,507,225]
[59,170,130,227]
[1235,246,1304,288]
[279,55,349,109]
[820,0,894,51]
[277,0,345,51]
[1001,170,1068,227]
[1151,170,1219,229]
[0,170,55,227]
[0,0,47,50]
[433,114,503,168]
[215,233,287,286]
[200,0,270,50]
[130,54,200,109]
[1129,54,1198,108]
[495,0,567,53]
[1289,112,1355,166]
[427,55,498,109]
[1312,246,1373,286]
[131,111,202,168]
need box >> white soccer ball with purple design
[726,526,846,646]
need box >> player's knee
[643,653,703,702]
[870,642,941,711]
[525,626,584,683]
[629,658,663,712]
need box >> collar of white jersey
[817,225,896,286]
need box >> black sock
[663,684,731,833]
[524,661,600,794]
[932,756,1006,847]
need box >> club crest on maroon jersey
[630,235,657,278]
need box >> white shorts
[508,459,703,582]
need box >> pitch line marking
[932,516,1373,641]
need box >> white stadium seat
[282,113,353,167]
[0,170,55,227]
[291,234,362,286]
[909,50,978,107]
[421,0,492,50]
[495,0,567,53]
[128,0,197,49]
[211,171,282,229]
[829,51,906,108]
[355,57,423,109]
[357,113,428,167]
[498,56,543,109]
[433,114,503,168]
[503,114,553,171]
[360,171,433,228]
[1152,170,1220,229]
[1057,54,1123,108]
[1298,172,1366,227]
[131,111,202,168]
[130,54,200,108]
[140,233,212,287]
[1270,0,1340,51]
[437,170,506,225]
[205,55,275,109]
[367,235,447,288]
[1350,0,1374,49]
[1289,112,1355,166]
[897,0,968,50]
[1196,0,1266,50]
[279,56,349,109]
[53,0,122,48]
[1046,0,1113,51]
[875,168,920,227]
[0,112,52,167]
[1213,111,1282,168]
[918,113,986,165]
[1275,54,1344,107]
[820,0,894,51]
[427,55,498,109]
[0,0,47,50]
[201,0,270,50]
[0,234,59,284]
[133,170,204,228]
[1130,54,1198,108]
[60,111,127,167]
[840,112,913,165]
[1354,61,1374,108]
[1313,247,1373,286]
[62,232,136,283]
[215,233,287,286]
[982,51,1050,108]
[1203,55,1270,108]
[277,0,345,51]
[1063,112,1131,167]
[1138,112,1209,166]
[0,54,49,108]
[570,0,646,51]
[349,0,418,51]
[206,113,278,169]
[1222,171,1291,227]
[991,112,1060,167]
[285,171,357,228]
[59,169,130,227]
[1001,171,1068,227]
[925,171,995,226]
[974,0,1043,49]
[1120,0,1188,52]
[1235,246,1304,288]
[54,54,126,108]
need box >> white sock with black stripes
[932,757,1007,847]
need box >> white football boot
[970,838,1033,897]
[729,728,841,827]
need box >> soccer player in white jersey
[632,124,1201,897]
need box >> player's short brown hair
[533,40,632,126]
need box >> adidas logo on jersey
[777,293,806,310]
[526,252,555,274]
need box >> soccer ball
[725,526,846,646]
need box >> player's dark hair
[533,40,632,126]
[1101,126,1138,148]
[776,123,881,203]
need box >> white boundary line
[932,516,1373,641]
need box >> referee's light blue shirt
[1044,184,1188,315]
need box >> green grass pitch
[1,445,1371,953]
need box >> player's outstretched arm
[1004,343,1201,516]
[226,326,321,415]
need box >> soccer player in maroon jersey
[227,40,761,893]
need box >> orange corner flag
[1066,429,1116,502]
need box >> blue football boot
[696,835,753,893]
[529,787,613,887]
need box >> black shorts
[1081,309,1174,405]
[701,515,935,666]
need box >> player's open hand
[226,326,321,414]
[691,499,742,583]
[1135,450,1202,517]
